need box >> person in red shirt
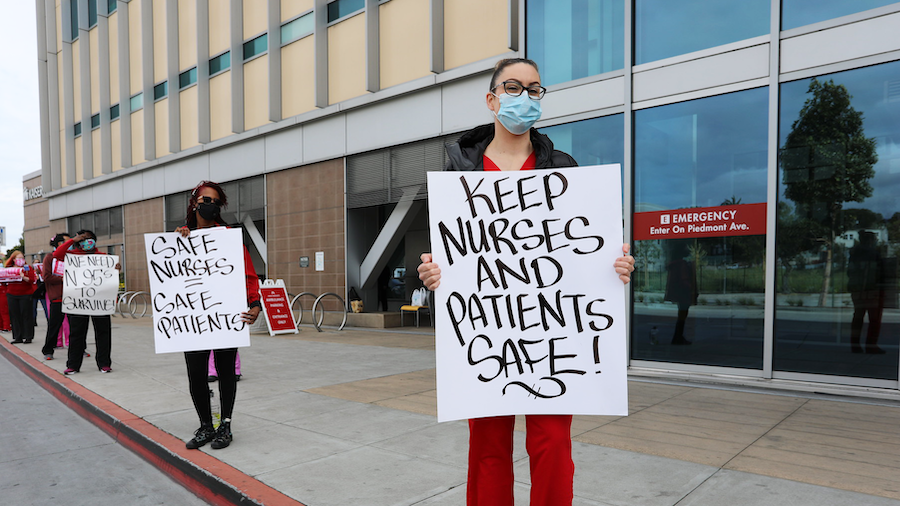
[4,250,38,343]
[53,230,119,374]
[176,181,261,451]
[417,58,636,506]
[41,233,71,360]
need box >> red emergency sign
[633,202,767,241]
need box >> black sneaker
[185,423,216,449]
[210,421,232,449]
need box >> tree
[5,235,24,258]
[781,78,878,306]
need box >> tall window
[88,0,98,27]
[70,0,79,40]
[782,0,897,30]
[775,61,900,381]
[634,0,769,64]
[632,88,769,368]
[527,0,624,87]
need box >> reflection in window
[243,34,268,60]
[782,0,897,30]
[327,0,365,23]
[775,61,900,380]
[281,12,313,45]
[209,52,231,75]
[632,88,769,369]
[634,0,769,64]
[74,122,82,137]
[110,104,119,120]
[108,0,117,14]
[539,114,624,182]
[130,92,143,111]
[154,81,168,100]
[91,113,100,129]
[70,0,79,40]
[179,67,197,89]
[526,0,624,87]
[88,0,98,27]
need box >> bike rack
[115,291,136,317]
[289,292,317,327]
[311,292,348,332]
[126,291,149,318]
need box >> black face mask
[197,202,222,221]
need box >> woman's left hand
[241,306,261,324]
[614,243,635,285]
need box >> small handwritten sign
[62,254,119,315]
[427,165,627,422]
[144,228,249,354]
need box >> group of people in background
[2,231,115,375]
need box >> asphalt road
[0,351,210,506]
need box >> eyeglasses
[491,80,547,100]
[197,196,223,206]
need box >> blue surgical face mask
[492,92,542,135]
[80,239,96,251]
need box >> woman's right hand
[175,226,190,238]
[418,253,442,291]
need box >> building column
[314,0,328,107]
[167,0,181,152]
[230,0,243,133]
[116,0,132,169]
[197,0,210,144]
[267,0,282,122]
[142,0,156,160]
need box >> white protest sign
[427,165,627,422]
[62,254,120,315]
[144,228,250,353]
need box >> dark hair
[184,180,228,230]
[489,58,540,90]
[50,232,71,248]
[76,230,97,241]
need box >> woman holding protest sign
[175,181,261,451]
[5,250,38,344]
[53,230,119,374]
[417,58,635,506]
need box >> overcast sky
[0,2,41,253]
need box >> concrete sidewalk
[2,316,899,506]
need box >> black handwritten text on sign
[144,228,249,354]
[62,254,119,315]
[427,166,628,422]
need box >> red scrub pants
[467,414,574,506]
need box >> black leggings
[185,348,238,425]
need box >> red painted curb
[0,339,306,506]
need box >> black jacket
[444,124,578,171]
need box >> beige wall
[328,13,368,105]
[152,0,167,83]
[180,86,199,149]
[74,136,83,182]
[131,109,145,165]
[444,0,508,70]
[209,0,230,56]
[244,54,270,130]
[281,0,314,22]
[23,175,50,260]
[243,0,268,39]
[109,11,120,103]
[380,0,432,89]
[155,98,169,156]
[111,119,122,171]
[282,36,315,118]
[124,198,165,294]
[210,71,232,140]
[178,0,197,70]
[73,39,81,119]
[89,28,100,113]
[56,1,63,52]
[267,159,346,311]
[92,129,101,177]
[129,0,142,95]
[59,130,67,187]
